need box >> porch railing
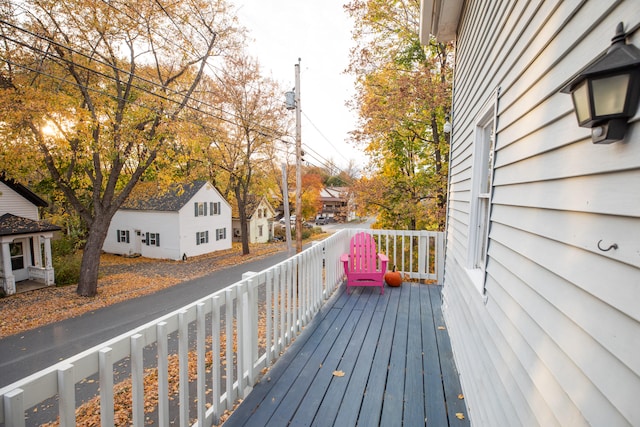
[0,228,443,426]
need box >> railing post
[99,347,114,427]
[418,231,427,280]
[437,231,445,284]
[242,271,259,386]
[3,388,25,427]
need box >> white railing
[0,228,443,427]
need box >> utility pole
[281,162,293,254]
[294,59,302,253]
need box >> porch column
[33,236,43,268]
[1,242,16,295]
[43,237,53,269]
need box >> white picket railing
[0,228,443,427]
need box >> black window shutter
[194,202,199,217]
[146,232,149,246]
[204,202,208,216]
[117,229,121,243]
[126,230,130,243]
[196,233,200,245]
[210,202,214,215]
[206,230,209,243]
[156,234,160,247]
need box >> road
[0,250,294,389]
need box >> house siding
[443,1,640,426]
[0,182,39,220]
[103,183,232,260]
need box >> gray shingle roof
[120,181,208,211]
[0,213,61,237]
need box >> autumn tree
[0,0,240,296]
[345,0,452,230]
[199,53,290,255]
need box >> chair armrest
[378,253,389,262]
[340,254,349,263]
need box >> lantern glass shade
[571,80,591,124]
[592,73,629,116]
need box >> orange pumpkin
[384,266,402,287]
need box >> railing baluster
[225,287,234,408]
[266,269,274,365]
[3,388,24,427]
[99,347,114,427]
[211,295,221,423]
[157,322,169,427]
[57,364,75,427]
[178,310,189,426]
[131,333,144,426]
[196,302,206,423]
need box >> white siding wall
[0,182,39,220]
[444,1,640,426]
[104,210,180,259]
[178,185,232,257]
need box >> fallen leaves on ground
[0,242,287,339]
[332,370,345,377]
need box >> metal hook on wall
[597,240,618,252]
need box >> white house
[103,181,232,260]
[421,1,639,426]
[0,177,60,295]
[232,196,276,244]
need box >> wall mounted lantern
[561,22,640,144]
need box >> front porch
[225,282,469,426]
[0,229,463,426]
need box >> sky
[232,0,367,173]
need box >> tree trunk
[76,219,110,297]
[235,186,250,256]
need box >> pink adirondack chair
[340,232,389,294]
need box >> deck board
[224,283,470,427]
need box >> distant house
[421,1,639,426]
[232,196,276,244]
[319,187,354,222]
[0,177,61,295]
[103,181,231,260]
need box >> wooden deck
[224,282,470,426]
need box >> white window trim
[466,88,499,295]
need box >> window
[145,232,160,246]
[194,202,207,217]
[9,242,24,270]
[216,228,226,241]
[468,95,497,292]
[210,201,221,215]
[258,225,263,237]
[117,229,130,243]
[196,231,209,245]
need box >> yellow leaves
[333,370,345,377]
[437,326,446,330]
[455,413,465,420]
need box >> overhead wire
[0,16,357,177]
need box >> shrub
[53,252,82,286]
